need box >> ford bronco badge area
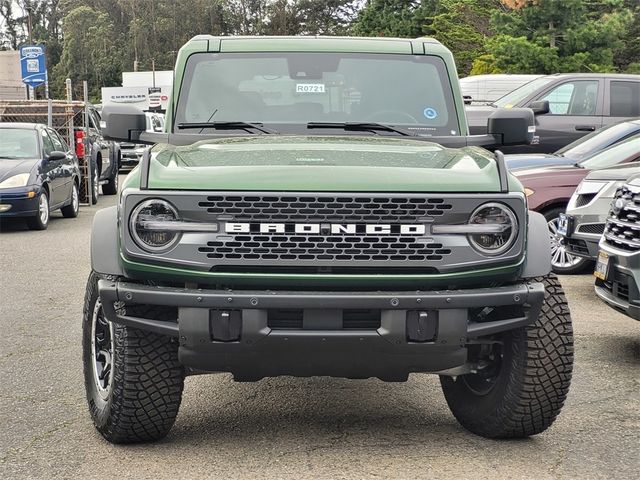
[83,36,573,443]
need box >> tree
[352,0,435,38]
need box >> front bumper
[562,213,604,260]
[98,279,545,380]
[120,150,142,168]
[0,186,40,217]
[595,243,640,321]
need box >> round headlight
[468,202,518,255]
[130,199,180,252]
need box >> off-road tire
[82,271,185,443]
[440,274,573,438]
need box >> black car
[467,73,640,153]
[0,122,80,230]
[505,118,640,170]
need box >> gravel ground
[1,184,638,479]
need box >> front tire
[61,182,79,218]
[26,190,49,230]
[82,271,185,443]
[545,207,591,274]
[440,275,573,438]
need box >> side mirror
[47,151,67,162]
[101,104,147,142]
[529,100,550,115]
[487,108,535,146]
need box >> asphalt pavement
[0,181,638,479]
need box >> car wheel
[82,271,185,443]
[544,207,590,274]
[91,164,99,205]
[102,168,118,195]
[61,182,80,218]
[440,274,573,438]
[26,190,50,230]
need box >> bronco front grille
[603,185,640,251]
[198,195,453,221]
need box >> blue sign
[20,45,47,87]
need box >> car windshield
[580,136,640,170]
[493,76,555,108]
[0,128,39,159]
[557,121,640,160]
[175,52,460,136]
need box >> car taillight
[75,130,85,158]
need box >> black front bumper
[98,280,545,381]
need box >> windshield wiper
[307,122,417,137]
[176,121,278,134]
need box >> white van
[460,74,542,105]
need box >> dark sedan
[0,123,80,230]
[514,136,640,274]
[506,118,640,170]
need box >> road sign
[20,45,47,87]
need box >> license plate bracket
[594,251,610,281]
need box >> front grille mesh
[577,223,605,235]
[198,195,453,222]
[197,194,454,264]
[603,186,640,251]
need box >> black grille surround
[121,190,527,275]
[603,185,640,251]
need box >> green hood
[146,136,516,192]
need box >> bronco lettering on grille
[224,222,427,235]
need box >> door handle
[575,125,596,132]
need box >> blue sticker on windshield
[423,107,438,120]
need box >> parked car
[85,105,120,203]
[506,118,640,170]
[119,112,164,170]
[0,122,80,230]
[515,136,640,273]
[558,163,640,272]
[460,74,542,105]
[594,174,640,321]
[467,73,640,153]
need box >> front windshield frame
[580,136,640,170]
[174,52,461,137]
[493,76,555,108]
[0,128,40,160]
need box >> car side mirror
[529,100,550,115]
[101,104,147,142]
[487,108,535,146]
[47,151,67,161]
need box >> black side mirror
[47,151,67,161]
[101,104,147,142]
[529,100,550,115]
[487,108,535,146]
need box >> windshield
[557,121,640,160]
[580,136,640,170]
[175,52,460,136]
[493,76,554,108]
[0,128,39,159]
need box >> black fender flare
[91,206,124,276]
[522,210,552,278]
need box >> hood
[585,163,640,182]
[505,153,577,171]
[0,158,38,183]
[514,164,588,189]
[147,136,518,193]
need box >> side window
[610,81,640,117]
[48,129,65,152]
[52,130,70,151]
[42,130,55,155]
[539,80,599,115]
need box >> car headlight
[467,203,518,255]
[130,199,181,252]
[575,181,607,196]
[0,173,30,189]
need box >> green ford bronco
[84,36,573,443]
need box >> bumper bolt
[390,298,400,307]
[416,298,422,304]
[446,297,451,303]
[227,297,233,303]
[124,292,133,301]
[514,295,520,302]
[196,296,203,303]
[250,297,259,306]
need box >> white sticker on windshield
[296,83,326,94]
